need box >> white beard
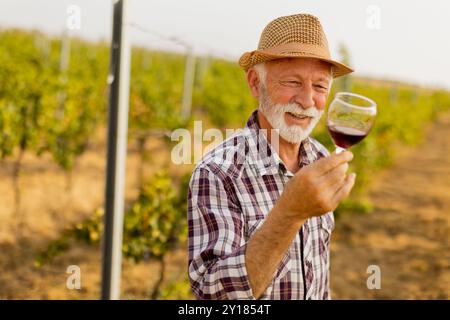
[258,91,323,144]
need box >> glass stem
[335,146,346,154]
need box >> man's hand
[277,151,356,223]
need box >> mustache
[277,103,322,118]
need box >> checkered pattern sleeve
[187,166,255,300]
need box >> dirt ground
[0,115,449,300]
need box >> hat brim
[239,49,354,78]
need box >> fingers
[332,173,356,204]
[320,162,349,187]
[310,151,353,177]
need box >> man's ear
[246,68,260,98]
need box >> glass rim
[333,92,377,111]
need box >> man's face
[257,58,332,144]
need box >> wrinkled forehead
[266,57,332,79]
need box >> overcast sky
[1,0,450,89]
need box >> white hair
[328,67,334,91]
[253,62,267,87]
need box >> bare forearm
[245,204,305,299]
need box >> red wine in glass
[327,92,376,153]
[327,125,368,149]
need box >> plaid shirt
[188,110,335,300]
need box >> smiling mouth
[286,112,312,120]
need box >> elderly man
[188,13,356,300]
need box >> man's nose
[292,86,315,109]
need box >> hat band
[257,42,331,59]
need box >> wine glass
[327,92,377,154]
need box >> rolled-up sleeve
[187,166,255,300]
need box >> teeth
[288,112,309,119]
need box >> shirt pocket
[244,214,265,240]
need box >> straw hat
[238,14,353,78]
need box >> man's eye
[314,84,327,91]
[281,80,300,87]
